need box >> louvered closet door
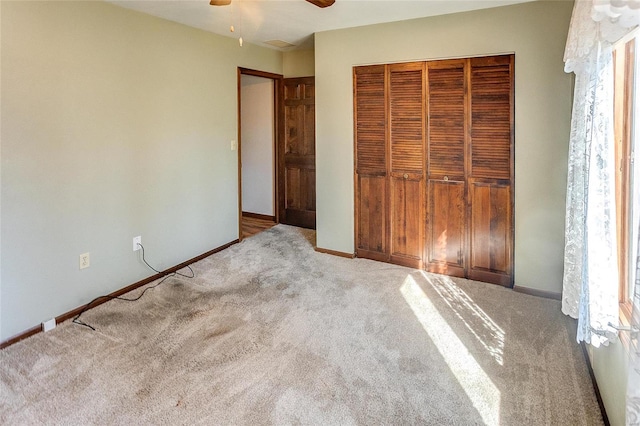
[354,55,513,286]
[425,59,467,277]
[389,62,425,268]
[354,65,388,261]
[468,55,514,286]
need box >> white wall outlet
[79,252,90,269]
[133,236,142,251]
[42,318,56,332]
[231,140,237,151]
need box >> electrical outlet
[231,140,237,151]
[133,236,142,251]
[42,318,56,332]
[79,252,90,269]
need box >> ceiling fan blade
[305,0,335,8]
[210,0,231,5]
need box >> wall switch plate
[43,318,56,332]
[231,140,237,151]
[79,252,90,269]
[133,236,142,251]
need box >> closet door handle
[403,173,409,179]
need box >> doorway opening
[237,68,282,240]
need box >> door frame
[237,68,284,241]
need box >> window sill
[618,301,633,350]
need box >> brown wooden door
[425,59,467,277]
[388,62,424,268]
[467,55,514,286]
[354,62,424,267]
[354,55,513,287]
[281,77,316,229]
[354,65,388,261]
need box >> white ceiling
[109,0,537,50]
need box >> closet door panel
[425,59,467,275]
[426,60,466,179]
[469,56,513,180]
[426,180,465,277]
[390,175,422,268]
[354,65,388,260]
[388,62,424,267]
[389,64,424,174]
[468,55,514,286]
[355,67,387,173]
[357,175,387,260]
[468,179,512,286]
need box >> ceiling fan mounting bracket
[210,0,335,8]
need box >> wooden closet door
[425,59,467,277]
[354,55,513,286]
[282,77,316,229]
[388,62,425,268]
[467,55,514,286]
[354,65,388,261]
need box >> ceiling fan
[210,0,335,7]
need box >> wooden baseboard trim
[315,247,354,259]
[0,325,43,350]
[513,285,561,301]
[580,342,610,426]
[242,211,276,221]
[0,239,239,350]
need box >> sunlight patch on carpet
[420,271,505,366]
[400,274,501,426]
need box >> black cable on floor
[72,243,194,331]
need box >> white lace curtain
[562,0,639,424]
[561,0,636,347]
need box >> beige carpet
[0,225,603,425]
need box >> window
[613,32,638,325]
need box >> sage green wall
[315,2,628,424]
[283,49,315,77]
[588,343,628,426]
[315,0,573,295]
[0,1,282,340]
